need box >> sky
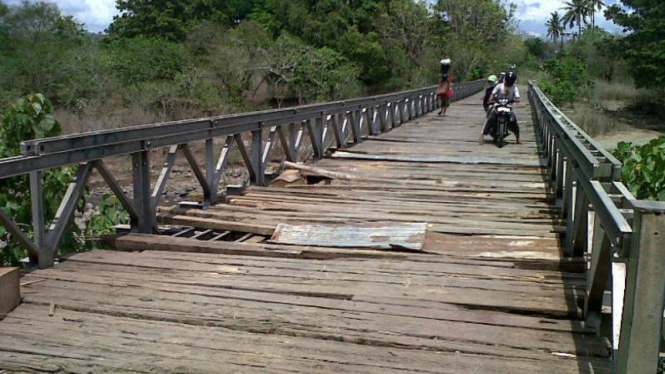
[512,0,623,36]
[2,0,625,36]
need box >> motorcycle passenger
[498,72,506,84]
[479,71,521,145]
[436,58,453,116]
[483,75,499,114]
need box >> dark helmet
[505,71,517,86]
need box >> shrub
[539,79,578,105]
[539,55,593,105]
[612,136,665,201]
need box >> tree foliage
[613,137,665,201]
[431,0,516,81]
[107,36,189,85]
[539,54,593,105]
[0,1,86,104]
[107,0,263,41]
[562,0,591,36]
[546,11,564,48]
[605,0,665,92]
[0,94,74,265]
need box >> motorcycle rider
[483,75,499,114]
[479,71,521,145]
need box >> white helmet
[440,58,451,65]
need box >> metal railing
[0,80,485,268]
[529,81,665,374]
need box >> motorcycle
[489,98,514,148]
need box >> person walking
[436,58,453,116]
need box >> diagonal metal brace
[0,207,38,258]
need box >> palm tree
[546,12,564,49]
[587,0,605,29]
[562,0,590,37]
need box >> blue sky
[2,0,625,36]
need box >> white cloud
[514,0,564,21]
[61,0,117,32]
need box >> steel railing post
[29,171,49,267]
[131,149,154,234]
[205,138,217,206]
[616,201,665,374]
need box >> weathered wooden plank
[0,305,608,374]
[270,222,427,251]
[332,150,546,167]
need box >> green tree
[524,37,549,61]
[587,0,605,29]
[0,1,86,105]
[605,0,665,92]
[562,0,590,37]
[107,0,265,41]
[546,11,564,49]
[432,0,516,80]
[376,0,431,89]
[261,34,361,105]
[540,54,593,104]
[255,0,394,87]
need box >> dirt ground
[594,126,663,151]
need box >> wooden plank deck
[0,91,611,373]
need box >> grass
[588,80,652,103]
[520,68,548,83]
[568,103,629,137]
[567,79,661,137]
[55,101,236,135]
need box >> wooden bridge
[0,82,663,373]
